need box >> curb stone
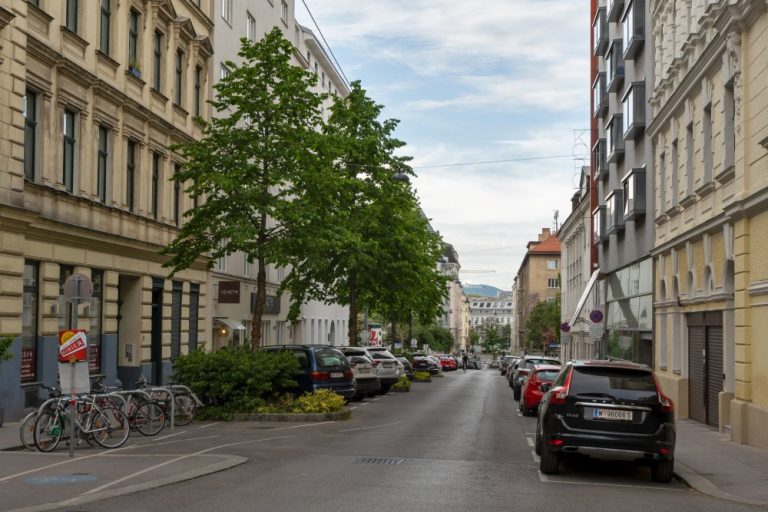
[673,462,768,507]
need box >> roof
[528,235,561,254]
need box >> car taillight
[344,370,354,379]
[310,371,330,381]
[371,360,380,366]
[549,369,572,405]
[653,374,675,414]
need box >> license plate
[593,408,633,421]
[357,368,370,374]
[330,372,344,378]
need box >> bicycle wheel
[20,411,37,450]
[34,411,64,452]
[133,401,166,436]
[91,407,130,449]
[172,394,196,426]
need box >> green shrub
[0,335,14,363]
[392,375,411,391]
[172,346,299,412]
[413,371,431,382]
[290,389,345,414]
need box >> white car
[342,351,381,399]
[359,346,402,393]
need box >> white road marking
[537,471,683,491]
[526,438,534,448]
[268,422,333,431]
[337,421,402,433]
[152,431,187,442]
[197,422,222,429]
[82,435,295,496]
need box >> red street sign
[59,330,88,363]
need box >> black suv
[536,360,676,482]
[261,345,356,400]
[510,355,560,400]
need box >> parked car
[500,355,519,376]
[359,346,402,393]
[536,360,676,483]
[438,355,457,371]
[511,355,561,400]
[341,349,381,399]
[426,355,443,375]
[412,355,440,375]
[397,357,415,381]
[261,345,356,400]
[519,364,561,416]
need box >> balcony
[593,72,608,118]
[623,0,645,60]
[622,167,646,221]
[607,40,625,92]
[608,0,625,22]
[606,114,625,163]
[593,138,608,180]
[593,7,608,56]
[622,81,646,140]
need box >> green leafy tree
[525,297,561,351]
[0,335,13,364]
[416,324,454,353]
[279,81,447,344]
[481,323,505,357]
[163,29,326,349]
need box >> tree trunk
[348,271,358,346]
[250,212,269,351]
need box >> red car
[520,364,561,416]
[438,355,458,371]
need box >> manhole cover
[25,474,99,485]
[355,457,404,465]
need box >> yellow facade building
[649,0,768,448]
[0,0,213,419]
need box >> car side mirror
[540,383,551,392]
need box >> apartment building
[209,0,350,348]
[514,228,561,349]
[592,0,654,365]
[468,297,513,345]
[649,0,768,448]
[0,0,214,419]
[437,243,463,350]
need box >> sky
[295,1,590,291]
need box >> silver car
[360,346,402,393]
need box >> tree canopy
[525,297,561,352]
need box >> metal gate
[687,312,724,427]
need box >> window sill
[715,164,735,184]
[96,50,119,72]
[151,88,169,104]
[126,68,146,86]
[695,181,715,198]
[654,213,669,226]
[666,205,681,218]
[679,194,697,208]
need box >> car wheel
[521,399,531,417]
[534,421,542,456]
[380,384,392,394]
[513,388,521,401]
[508,378,514,388]
[540,445,559,475]
[651,459,674,483]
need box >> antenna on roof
[553,210,560,231]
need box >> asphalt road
[76,369,755,512]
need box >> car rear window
[570,367,658,400]
[315,349,347,369]
[535,370,559,381]
[371,352,395,360]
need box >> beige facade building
[649,0,768,448]
[0,0,213,419]
[514,228,561,350]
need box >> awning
[569,269,601,327]
[213,318,246,331]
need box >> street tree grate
[355,457,404,465]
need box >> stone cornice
[0,6,15,30]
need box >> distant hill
[463,284,507,298]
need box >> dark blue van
[262,345,356,400]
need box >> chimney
[539,228,551,241]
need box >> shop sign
[218,281,241,304]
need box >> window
[547,278,559,289]
[128,9,139,67]
[246,12,255,41]
[243,254,250,277]
[171,281,182,359]
[28,0,40,6]
[126,141,136,211]
[99,0,111,54]
[606,40,624,92]
[593,7,608,56]
[151,153,160,219]
[281,0,288,23]
[216,240,226,271]
[671,138,679,206]
[65,0,78,33]
[622,167,646,220]
[175,50,184,106]
[606,114,624,162]
[89,269,103,374]
[97,126,109,203]
[622,81,645,139]
[593,205,606,242]
[23,90,37,181]
[592,72,607,117]
[153,31,163,90]
[658,151,666,215]
[21,261,39,383]
[58,265,74,331]
[194,66,202,117]
[606,189,625,234]
[686,122,694,197]
[623,0,645,59]
[220,64,230,79]
[221,0,232,24]
[62,109,76,193]
[277,266,285,282]
[189,283,199,351]
[703,103,713,183]
[723,80,735,173]
[173,164,181,226]
[593,138,607,179]
[547,260,559,270]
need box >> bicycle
[19,385,60,450]
[137,377,201,427]
[33,393,130,452]
[90,377,166,436]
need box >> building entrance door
[151,278,164,385]
[687,312,724,427]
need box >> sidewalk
[0,420,23,450]
[674,419,768,506]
